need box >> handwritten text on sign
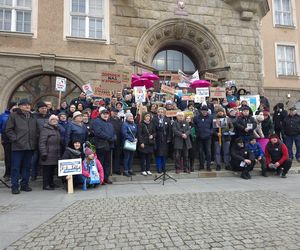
[209,87,226,99]
[55,77,67,92]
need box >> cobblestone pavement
[6,190,300,250]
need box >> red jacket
[265,142,289,166]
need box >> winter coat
[0,110,10,144]
[193,114,213,139]
[153,115,172,156]
[261,116,274,138]
[172,120,192,150]
[62,147,83,160]
[5,109,38,151]
[122,121,137,143]
[70,97,91,110]
[92,118,116,150]
[65,121,88,147]
[212,115,234,142]
[58,120,69,148]
[39,123,61,166]
[138,121,156,154]
[108,117,123,147]
[82,156,104,184]
[34,112,50,135]
[282,114,300,136]
[265,141,289,166]
[235,115,257,137]
[246,143,264,159]
[273,109,287,131]
[230,143,255,167]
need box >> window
[274,0,294,26]
[152,50,196,73]
[0,0,32,33]
[277,45,297,76]
[70,0,104,39]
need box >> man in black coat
[235,106,257,143]
[108,107,123,175]
[5,99,38,194]
[272,103,287,139]
[230,137,255,180]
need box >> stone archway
[135,18,227,73]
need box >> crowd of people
[0,86,300,194]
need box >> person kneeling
[231,138,255,179]
[246,136,267,177]
[79,147,104,189]
[265,134,292,178]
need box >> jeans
[175,148,189,170]
[96,149,111,181]
[156,156,166,172]
[214,140,231,166]
[11,150,34,190]
[199,138,211,168]
[284,135,300,160]
[140,152,151,172]
[123,150,134,172]
[2,142,11,177]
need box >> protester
[65,111,88,147]
[261,111,274,138]
[5,99,37,194]
[235,106,257,143]
[70,92,90,110]
[39,115,61,190]
[186,115,197,172]
[66,104,76,119]
[58,112,69,150]
[272,103,287,139]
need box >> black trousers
[43,165,55,188]
[2,142,11,177]
[232,160,255,173]
[112,146,122,173]
[140,152,151,172]
[199,138,212,168]
[174,148,189,170]
[96,148,111,181]
[267,159,292,175]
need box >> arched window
[152,49,196,73]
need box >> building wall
[261,0,300,109]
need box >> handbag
[123,126,137,151]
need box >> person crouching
[230,137,255,179]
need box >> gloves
[41,155,47,161]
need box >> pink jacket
[82,156,104,184]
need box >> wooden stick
[67,175,74,194]
[57,91,62,110]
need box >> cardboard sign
[119,70,131,87]
[239,95,260,113]
[94,87,112,98]
[134,86,146,103]
[204,72,218,82]
[210,87,226,99]
[181,94,194,101]
[153,92,166,103]
[213,118,228,129]
[194,95,206,103]
[58,158,82,177]
[170,74,181,84]
[196,87,210,97]
[82,84,94,97]
[161,84,175,95]
[55,77,67,92]
[166,109,181,117]
[101,71,122,85]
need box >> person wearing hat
[39,115,61,190]
[230,137,255,180]
[108,107,123,175]
[0,102,17,181]
[272,103,288,140]
[70,92,91,110]
[193,105,214,171]
[235,106,257,144]
[282,107,300,162]
[92,107,116,184]
[265,134,292,178]
[65,111,88,147]
[5,98,37,194]
[58,112,69,150]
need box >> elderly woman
[65,111,88,147]
[153,107,171,173]
[39,115,61,190]
[121,112,138,177]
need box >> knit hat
[18,98,31,106]
[84,147,94,156]
[73,111,82,119]
[36,101,47,109]
[49,115,59,122]
[99,107,109,114]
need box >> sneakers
[141,171,147,176]
[146,171,152,175]
[11,189,20,195]
[20,186,32,192]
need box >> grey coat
[5,109,38,151]
[39,123,61,166]
[172,120,192,150]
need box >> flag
[190,70,199,83]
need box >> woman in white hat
[65,111,88,147]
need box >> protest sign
[209,87,226,98]
[213,118,228,129]
[82,84,94,97]
[204,72,218,82]
[94,87,112,98]
[159,71,172,76]
[58,158,82,177]
[119,70,131,87]
[196,87,210,97]
[181,94,194,101]
[101,71,122,85]
[153,92,166,103]
[170,74,181,84]
[239,95,260,113]
[161,84,175,95]
[55,77,67,92]
[166,109,181,117]
[194,95,206,103]
[134,86,146,103]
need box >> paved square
[6,190,300,250]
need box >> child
[246,136,267,177]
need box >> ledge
[0,31,34,38]
[277,75,299,80]
[66,36,107,44]
[274,24,296,30]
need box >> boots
[262,169,268,177]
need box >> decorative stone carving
[155,31,162,40]
[174,21,187,40]
[188,30,196,38]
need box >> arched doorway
[9,74,82,107]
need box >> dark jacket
[34,112,50,135]
[39,123,61,166]
[58,120,69,148]
[65,121,88,147]
[70,97,90,110]
[273,107,287,131]
[230,143,255,167]
[62,147,83,160]
[282,114,300,136]
[261,116,274,138]
[153,115,172,156]
[5,109,38,151]
[193,114,213,139]
[172,120,192,150]
[108,116,123,147]
[138,121,156,154]
[212,115,234,142]
[235,115,257,137]
[121,121,137,143]
[265,141,289,166]
[92,118,116,150]
[0,110,10,144]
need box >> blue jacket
[0,110,10,134]
[58,120,69,147]
[193,114,213,139]
[65,121,88,147]
[246,142,264,158]
[122,121,137,143]
[92,118,116,150]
